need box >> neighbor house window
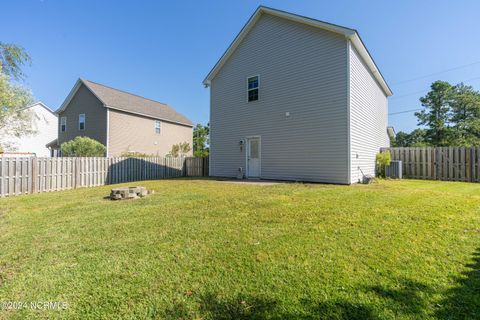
[247,76,259,102]
[79,114,85,131]
[60,117,66,132]
[155,120,161,134]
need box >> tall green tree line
[393,80,480,147]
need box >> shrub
[169,142,191,158]
[376,150,391,178]
[120,151,155,158]
[61,137,106,157]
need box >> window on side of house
[247,76,259,102]
[79,114,85,131]
[60,117,67,132]
[155,120,161,134]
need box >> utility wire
[392,60,480,85]
[389,108,422,116]
[389,75,480,116]
[391,75,480,100]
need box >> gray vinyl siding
[58,83,107,147]
[210,14,349,183]
[349,44,389,183]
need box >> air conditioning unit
[386,160,402,179]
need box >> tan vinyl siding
[108,109,193,157]
[210,14,349,183]
[349,43,389,183]
[58,83,107,147]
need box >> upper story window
[79,114,85,131]
[60,117,67,132]
[247,76,259,102]
[155,120,161,134]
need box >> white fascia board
[349,34,393,96]
[203,6,355,87]
[20,101,56,116]
[203,6,392,97]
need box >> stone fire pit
[110,186,150,200]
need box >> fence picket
[388,147,480,183]
[0,156,209,197]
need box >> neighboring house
[0,102,57,157]
[53,79,193,157]
[203,6,393,184]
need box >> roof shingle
[82,79,193,126]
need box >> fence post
[471,147,475,182]
[74,157,80,189]
[31,157,37,193]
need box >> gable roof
[57,79,193,127]
[20,101,56,116]
[203,6,393,97]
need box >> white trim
[208,82,212,176]
[245,135,261,178]
[105,105,193,128]
[246,75,260,102]
[348,34,391,96]
[346,40,352,184]
[78,113,85,131]
[203,6,392,97]
[154,120,162,134]
[60,116,67,133]
[105,108,110,157]
[19,101,56,116]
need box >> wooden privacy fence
[0,156,209,197]
[385,147,480,182]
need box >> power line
[391,75,480,100]
[389,108,422,116]
[390,89,427,100]
[392,60,480,85]
[389,75,480,115]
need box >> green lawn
[0,179,479,319]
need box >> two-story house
[0,102,57,157]
[203,6,393,184]
[53,79,193,157]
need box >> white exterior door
[247,137,261,178]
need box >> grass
[0,178,479,319]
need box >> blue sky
[2,0,480,132]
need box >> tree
[0,65,34,151]
[193,123,209,157]
[449,83,480,146]
[0,42,31,80]
[393,129,429,147]
[415,81,454,146]
[0,42,34,151]
[60,137,106,157]
[169,142,191,158]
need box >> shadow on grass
[162,293,377,320]
[435,248,480,319]
[160,249,480,319]
[363,249,480,319]
[364,278,433,318]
